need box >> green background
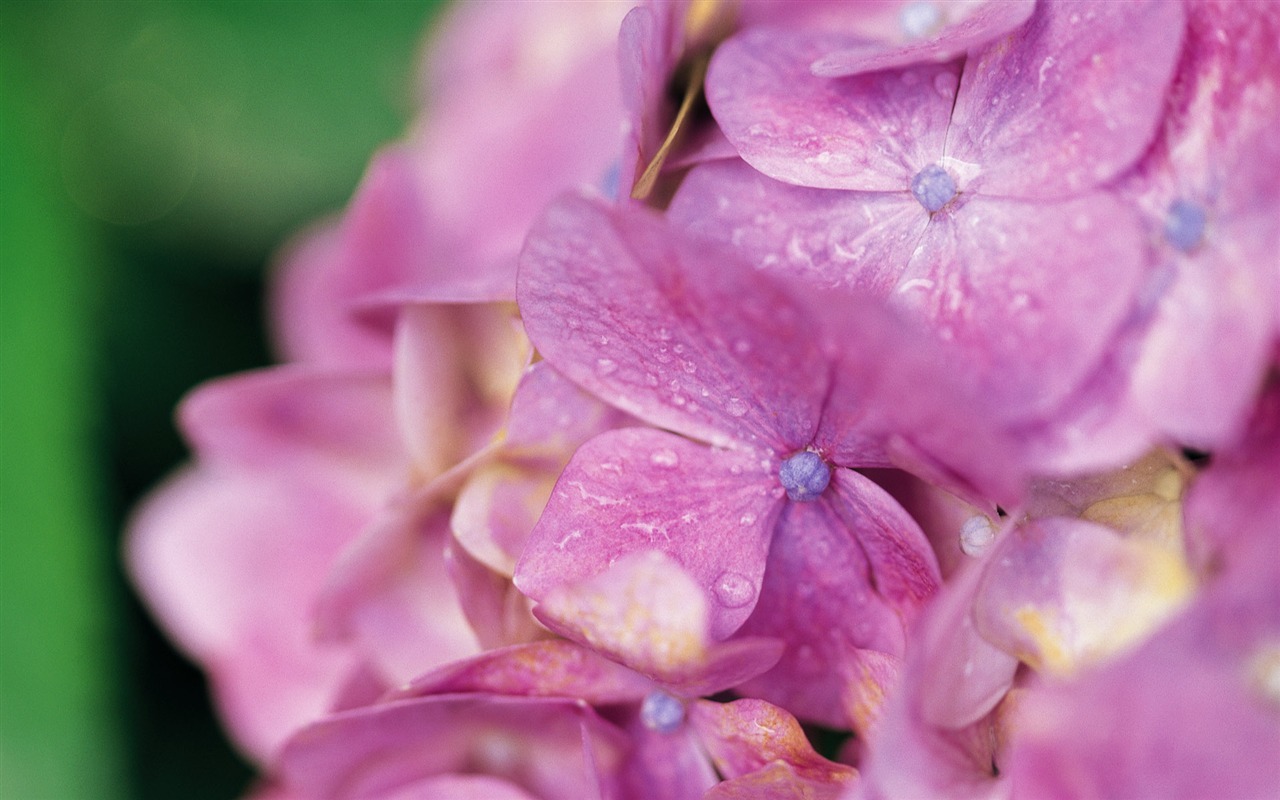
[1,2,443,797]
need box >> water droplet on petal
[778,450,831,502]
[1164,198,1207,253]
[900,0,943,39]
[738,512,757,526]
[713,571,757,608]
[640,690,686,732]
[960,514,997,557]
[595,358,618,376]
[650,449,680,468]
[726,397,748,417]
[911,163,957,213]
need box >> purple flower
[513,193,1020,728]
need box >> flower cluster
[128,1,1280,798]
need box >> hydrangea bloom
[128,1,1280,798]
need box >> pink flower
[513,193,1021,728]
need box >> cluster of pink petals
[128,1,1280,798]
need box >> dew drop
[726,397,749,417]
[738,512,757,526]
[595,358,618,376]
[1164,198,1207,253]
[640,690,686,733]
[713,571,757,608]
[900,0,943,39]
[910,163,957,213]
[650,449,680,468]
[960,514,997,557]
[732,338,752,355]
[778,450,831,502]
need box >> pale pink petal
[669,159,926,295]
[707,28,956,190]
[1183,380,1280,575]
[398,640,653,706]
[452,464,557,578]
[1006,576,1280,799]
[376,775,538,800]
[811,1,1035,77]
[315,499,480,687]
[518,194,831,452]
[972,517,1194,676]
[502,361,634,460]
[269,219,393,367]
[690,699,857,791]
[894,193,1149,417]
[443,539,544,651]
[278,696,628,800]
[179,367,402,490]
[127,468,366,762]
[392,303,528,479]
[528,549,783,693]
[948,0,1185,199]
[514,428,780,640]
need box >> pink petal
[707,28,956,190]
[621,719,717,800]
[518,194,831,452]
[268,220,394,367]
[1006,577,1280,799]
[948,0,1185,199]
[690,699,857,788]
[502,361,634,461]
[1183,380,1280,575]
[829,469,940,620]
[392,303,528,479]
[278,696,628,800]
[398,640,653,706]
[442,539,544,651]
[376,775,539,800]
[668,159,926,295]
[972,517,1193,676]
[452,464,557,578]
[127,467,366,761]
[811,1,1035,77]
[895,193,1148,417]
[178,367,402,489]
[734,492,913,728]
[528,549,783,694]
[314,498,481,686]
[514,428,780,640]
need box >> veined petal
[895,193,1148,418]
[811,1,1035,78]
[734,492,912,729]
[518,194,831,451]
[948,0,1185,199]
[514,428,781,641]
[397,640,654,706]
[669,159,926,295]
[691,699,857,790]
[529,550,784,694]
[707,28,955,190]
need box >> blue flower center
[640,690,685,733]
[779,450,831,502]
[1164,199,1206,253]
[911,163,957,213]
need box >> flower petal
[811,1,1035,78]
[518,194,831,451]
[948,0,1185,199]
[707,28,956,190]
[530,549,784,694]
[690,699,857,789]
[278,695,628,800]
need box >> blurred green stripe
[0,48,127,800]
